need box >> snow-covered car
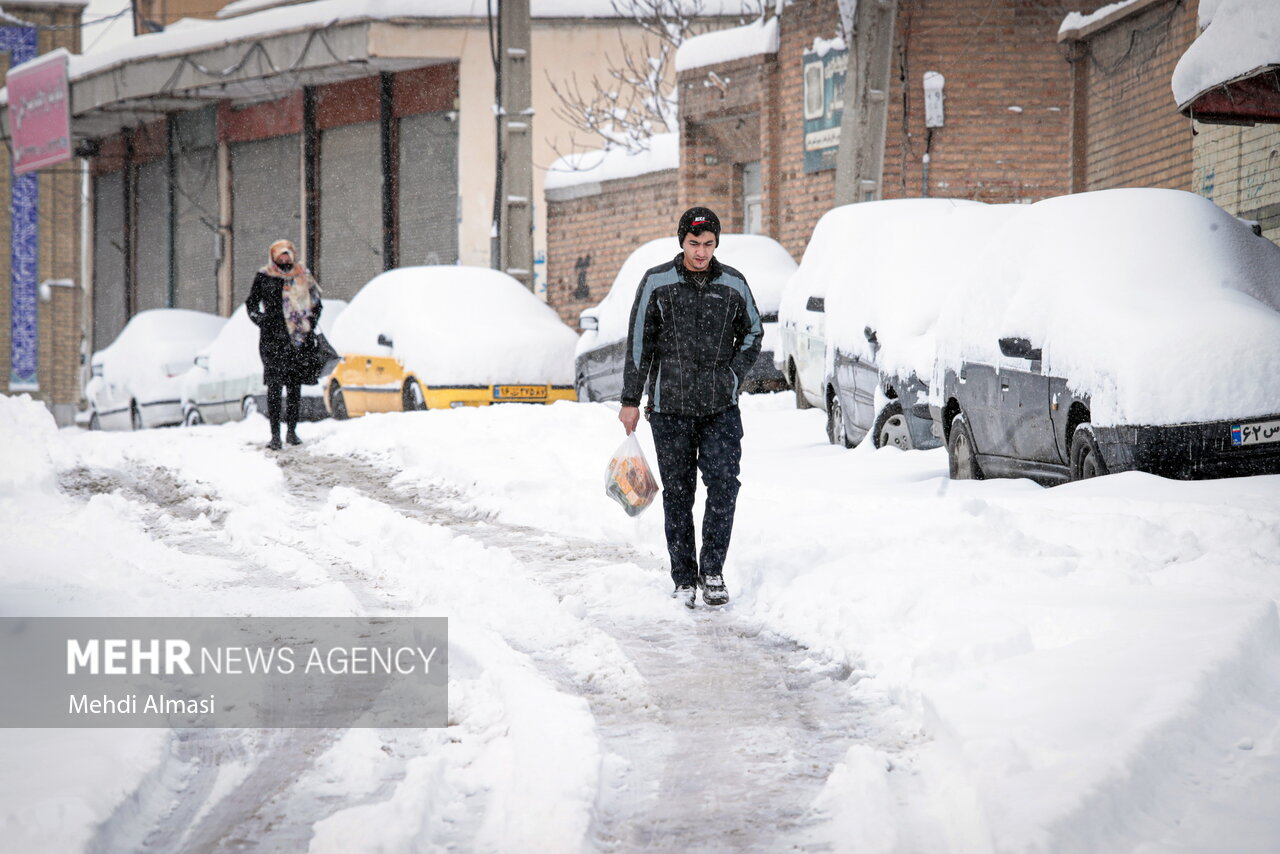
[778,198,1014,450]
[179,300,348,426]
[934,188,1280,484]
[574,234,798,402]
[324,266,577,417]
[86,309,227,431]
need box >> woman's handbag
[298,332,340,385]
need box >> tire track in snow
[279,451,910,853]
[66,446,917,852]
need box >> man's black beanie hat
[677,206,721,244]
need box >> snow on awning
[1172,0,1280,125]
[0,0,471,141]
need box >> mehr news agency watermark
[0,618,448,728]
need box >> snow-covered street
[2,392,1278,853]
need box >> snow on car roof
[95,308,226,354]
[779,198,1001,379]
[935,188,1280,425]
[330,266,577,386]
[576,234,798,357]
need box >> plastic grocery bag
[604,433,660,516]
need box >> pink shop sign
[7,49,72,175]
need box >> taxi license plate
[1230,419,1280,447]
[495,385,546,401]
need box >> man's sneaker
[702,575,729,606]
[671,585,696,609]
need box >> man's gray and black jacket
[621,254,763,417]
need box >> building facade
[0,1,84,426]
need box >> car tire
[873,400,913,451]
[947,412,984,480]
[330,382,349,420]
[89,411,100,431]
[403,379,426,411]
[1070,424,1108,481]
[130,403,144,432]
[183,407,203,427]
[826,388,853,448]
[791,361,811,410]
[241,396,259,419]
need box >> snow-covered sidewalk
[2,393,1277,852]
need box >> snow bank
[544,133,678,191]
[1171,0,1280,108]
[675,15,779,72]
[935,188,1280,425]
[575,233,798,357]
[307,394,1280,851]
[329,266,577,386]
[0,395,66,495]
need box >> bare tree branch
[547,0,760,163]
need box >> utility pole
[833,0,898,205]
[494,0,534,290]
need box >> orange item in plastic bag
[604,433,660,516]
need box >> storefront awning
[1,6,463,142]
[1171,0,1280,126]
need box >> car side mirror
[864,326,879,346]
[195,355,210,370]
[805,296,825,313]
[579,314,598,332]
[999,337,1042,361]
[376,333,394,348]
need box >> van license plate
[496,385,545,400]
[1230,419,1280,446]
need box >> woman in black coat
[245,239,322,450]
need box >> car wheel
[330,382,349,420]
[873,400,913,451]
[89,411,100,431]
[791,361,811,410]
[947,412,984,480]
[826,389,852,448]
[242,396,259,419]
[130,403,144,431]
[183,406,203,427]
[1070,424,1108,481]
[403,379,426,411]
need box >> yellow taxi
[324,266,578,418]
[324,353,575,418]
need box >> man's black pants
[649,406,743,587]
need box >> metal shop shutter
[134,159,170,312]
[398,112,458,267]
[92,171,127,350]
[231,134,301,307]
[319,120,382,300]
[174,148,219,314]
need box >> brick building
[1059,0,1198,193]
[546,0,1078,323]
[0,1,84,426]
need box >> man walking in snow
[619,207,763,608]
